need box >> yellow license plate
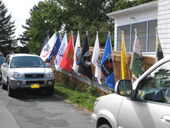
[31,84,40,88]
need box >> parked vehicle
[92,56,170,128]
[1,53,55,97]
[0,52,5,81]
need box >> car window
[10,56,46,68]
[137,61,170,104]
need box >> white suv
[92,56,170,128]
[1,53,55,97]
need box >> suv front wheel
[99,124,111,128]
[7,78,15,97]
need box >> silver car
[1,53,55,97]
[92,56,170,128]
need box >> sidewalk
[0,100,20,128]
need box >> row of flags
[40,27,164,89]
[121,27,164,79]
[40,31,115,89]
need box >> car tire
[1,81,7,90]
[98,124,111,128]
[7,79,15,97]
[8,85,15,97]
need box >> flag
[47,34,61,63]
[155,28,163,61]
[101,35,115,89]
[92,32,102,84]
[54,33,68,71]
[40,32,57,61]
[73,31,81,74]
[60,34,74,72]
[121,30,127,79]
[41,35,49,52]
[78,35,92,79]
[130,29,144,77]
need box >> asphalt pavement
[0,88,92,128]
[0,100,20,128]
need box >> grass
[54,83,98,111]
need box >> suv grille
[25,74,44,78]
[26,81,44,85]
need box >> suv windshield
[10,56,46,68]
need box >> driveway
[0,88,92,128]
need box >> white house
[158,0,170,57]
[107,0,170,57]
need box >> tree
[22,0,63,55]
[69,16,114,47]
[0,1,15,54]
[22,0,155,53]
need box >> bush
[88,85,98,97]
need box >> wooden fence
[48,47,156,83]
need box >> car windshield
[10,56,46,68]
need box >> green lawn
[54,83,98,111]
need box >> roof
[106,1,158,19]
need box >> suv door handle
[161,115,170,123]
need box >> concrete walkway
[0,100,20,128]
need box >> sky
[4,0,44,38]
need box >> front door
[118,60,170,128]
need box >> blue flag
[47,34,61,63]
[101,35,115,89]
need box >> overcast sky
[4,0,43,38]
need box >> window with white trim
[117,20,157,52]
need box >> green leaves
[22,0,154,54]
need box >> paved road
[0,88,92,128]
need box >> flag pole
[47,29,49,36]
[86,30,93,86]
[108,31,110,36]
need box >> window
[10,56,46,68]
[137,61,170,104]
[117,20,157,52]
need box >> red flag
[60,34,74,72]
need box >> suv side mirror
[45,63,51,68]
[115,79,132,97]
[3,63,9,68]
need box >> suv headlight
[45,71,54,78]
[13,72,24,79]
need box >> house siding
[158,0,170,57]
[114,5,157,55]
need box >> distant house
[107,0,170,57]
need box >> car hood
[11,68,52,74]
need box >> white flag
[73,31,81,74]
[54,33,68,71]
[92,32,102,84]
[40,32,57,61]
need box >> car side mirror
[3,63,9,68]
[45,63,51,68]
[115,79,132,97]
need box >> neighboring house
[107,0,170,57]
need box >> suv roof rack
[9,52,14,54]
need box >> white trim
[106,1,158,19]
